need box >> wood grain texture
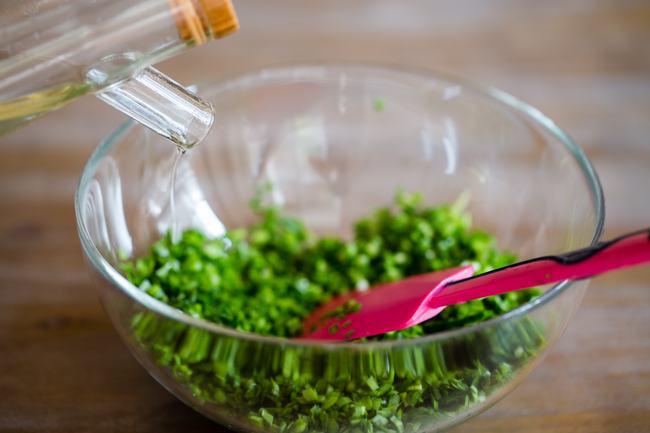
[1,1,649,432]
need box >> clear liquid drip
[169,146,185,244]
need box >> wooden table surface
[1,1,649,432]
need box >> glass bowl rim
[75,61,605,350]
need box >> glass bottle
[0,0,239,148]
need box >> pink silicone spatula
[301,228,650,341]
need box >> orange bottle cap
[169,0,239,45]
[198,0,239,39]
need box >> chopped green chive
[366,376,379,391]
[123,188,544,433]
[302,388,318,402]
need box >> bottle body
[0,0,238,143]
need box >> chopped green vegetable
[373,97,386,112]
[123,190,545,433]
[121,190,538,339]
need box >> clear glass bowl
[76,64,604,433]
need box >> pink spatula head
[301,228,650,342]
[301,265,475,341]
